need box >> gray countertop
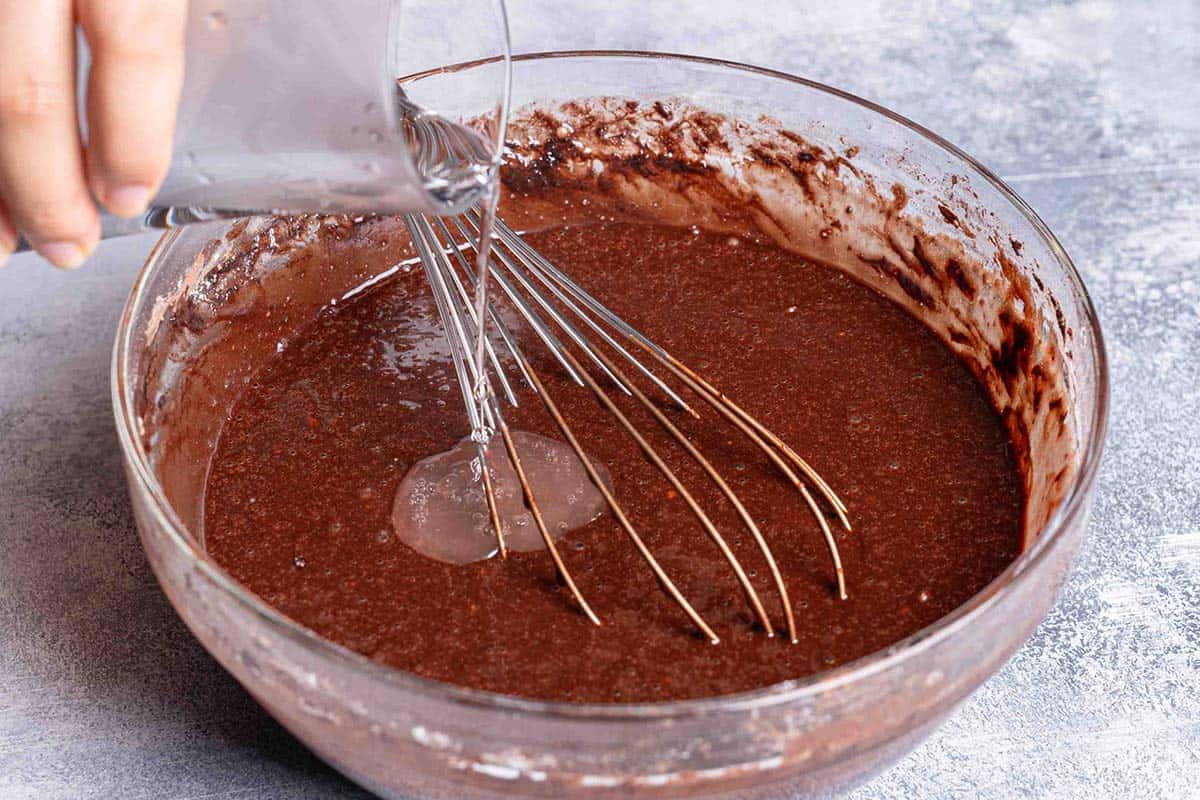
[1,2,1197,798]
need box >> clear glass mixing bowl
[112,52,1108,798]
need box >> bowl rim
[112,49,1110,722]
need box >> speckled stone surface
[1,2,1197,798]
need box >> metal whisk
[400,117,851,645]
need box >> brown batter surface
[203,221,1023,702]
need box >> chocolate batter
[203,219,1023,703]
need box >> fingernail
[39,241,87,270]
[104,184,153,218]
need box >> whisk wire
[514,349,721,644]
[448,216,587,388]
[409,213,600,616]
[429,215,536,396]
[460,212,697,416]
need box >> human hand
[0,0,187,269]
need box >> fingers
[0,201,15,268]
[79,0,187,218]
[0,0,98,268]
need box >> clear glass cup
[93,0,511,239]
[113,52,1109,798]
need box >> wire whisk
[400,116,851,645]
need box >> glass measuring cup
[97,0,512,239]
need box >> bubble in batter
[391,431,612,565]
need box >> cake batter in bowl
[113,52,1107,798]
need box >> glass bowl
[112,52,1108,798]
